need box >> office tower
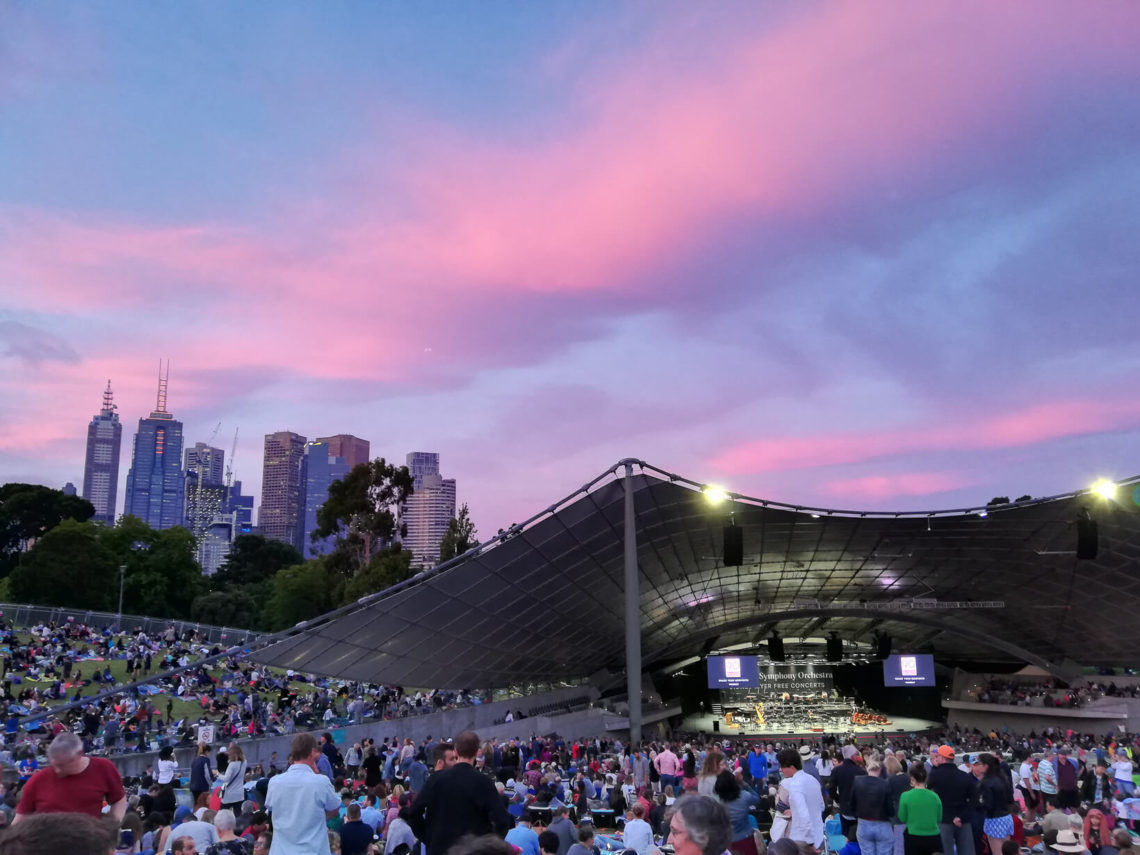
[402,452,456,568]
[315,434,370,470]
[184,442,226,538]
[299,440,350,557]
[62,482,77,496]
[184,442,225,485]
[124,365,185,530]
[81,380,122,524]
[223,479,254,534]
[259,431,306,546]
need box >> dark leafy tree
[438,503,479,564]
[313,459,413,572]
[9,520,117,610]
[262,559,341,631]
[342,546,414,603]
[190,590,259,627]
[211,534,302,589]
[0,483,95,577]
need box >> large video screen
[883,653,935,687]
[707,655,760,689]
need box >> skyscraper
[402,452,456,568]
[184,442,226,538]
[82,380,122,524]
[259,431,306,546]
[184,442,225,485]
[316,434,370,469]
[124,365,185,530]
[299,440,350,557]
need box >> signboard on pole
[197,724,216,745]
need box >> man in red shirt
[14,731,127,823]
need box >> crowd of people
[0,721,1139,855]
[0,617,503,768]
[967,680,1140,709]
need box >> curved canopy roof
[253,461,1140,688]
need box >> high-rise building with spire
[82,380,123,524]
[124,362,185,530]
[402,452,456,568]
[259,431,306,546]
[299,440,350,557]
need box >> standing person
[216,744,248,813]
[655,744,682,794]
[898,766,942,855]
[853,759,894,855]
[746,745,769,788]
[973,754,1013,855]
[696,752,724,798]
[885,755,911,855]
[14,731,127,822]
[1037,750,1058,809]
[190,744,214,807]
[265,733,341,855]
[928,746,976,855]
[779,747,826,851]
[713,770,761,855]
[405,730,513,855]
[345,744,363,782]
[833,745,868,838]
[547,805,577,855]
[1055,747,1079,811]
[337,804,373,855]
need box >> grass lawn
[7,632,326,724]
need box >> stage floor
[679,713,941,739]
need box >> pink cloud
[820,472,976,502]
[709,399,1140,475]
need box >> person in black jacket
[852,759,894,855]
[831,745,868,837]
[972,754,1013,855]
[928,746,977,855]
[406,730,513,855]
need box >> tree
[438,503,479,564]
[9,519,117,610]
[313,459,413,572]
[190,590,259,628]
[124,526,205,620]
[0,483,95,577]
[341,546,415,604]
[211,534,302,589]
[262,559,342,631]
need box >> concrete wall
[944,700,1128,734]
[107,684,601,779]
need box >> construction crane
[224,427,239,488]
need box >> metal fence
[0,603,259,646]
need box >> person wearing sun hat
[1049,828,1087,855]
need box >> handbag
[208,786,222,811]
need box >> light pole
[118,565,126,631]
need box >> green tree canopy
[342,546,415,603]
[0,483,95,577]
[190,589,259,627]
[314,459,413,572]
[439,503,479,564]
[9,519,117,610]
[262,559,341,631]
[211,534,303,589]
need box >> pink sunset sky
[2,1,1139,534]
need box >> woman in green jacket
[897,765,942,855]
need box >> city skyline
[2,3,1139,537]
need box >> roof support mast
[623,459,642,747]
